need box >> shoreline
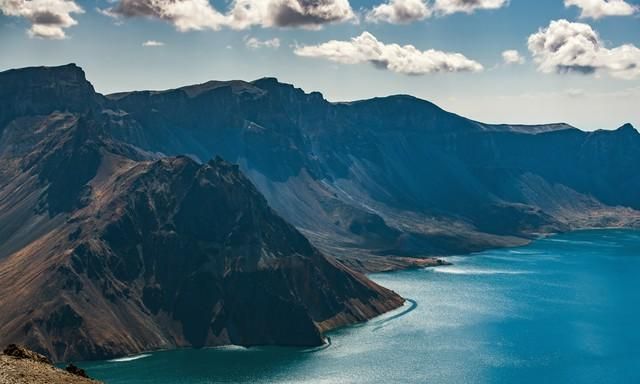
[75,227,640,366]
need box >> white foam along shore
[431,266,532,275]
[108,354,151,363]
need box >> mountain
[99,70,640,267]
[1,63,639,361]
[0,65,403,362]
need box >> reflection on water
[81,229,640,384]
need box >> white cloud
[528,19,640,80]
[433,0,508,15]
[245,36,281,49]
[102,0,227,31]
[294,31,483,75]
[564,0,637,19]
[142,40,165,46]
[0,0,83,39]
[103,0,356,31]
[226,0,355,29]
[364,0,508,24]
[502,49,525,64]
[366,0,431,24]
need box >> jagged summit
[617,123,637,132]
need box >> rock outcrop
[0,345,100,383]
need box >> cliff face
[101,72,640,262]
[0,67,403,363]
[0,64,98,130]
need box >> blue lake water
[81,229,640,383]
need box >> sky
[1,0,639,130]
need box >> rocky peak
[617,123,637,133]
[0,64,99,130]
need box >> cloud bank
[103,0,356,31]
[528,19,640,80]
[294,31,483,75]
[564,0,638,19]
[0,0,84,39]
[433,0,508,15]
[366,0,508,24]
[227,0,355,29]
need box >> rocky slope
[100,70,640,264]
[0,65,403,362]
[0,345,99,384]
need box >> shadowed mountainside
[100,68,640,266]
[0,65,403,362]
[3,64,640,272]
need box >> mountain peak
[250,77,298,92]
[0,63,87,83]
[617,123,637,133]
[0,63,97,129]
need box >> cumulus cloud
[102,0,355,31]
[245,36,281,49]
[528,19,640,80]
[226,0,355,29]
[366,0,431,24]
[433,0,508,15]
[564,0,637,19]
[0,0,83,39]
[142,40,165,46]
[365,0,507,24]
[502,49,525,64]
[294,31,483,75]
[102,0,227,31]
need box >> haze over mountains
[1,63,639,362]
[102,65,640,267]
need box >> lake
[80,229,640,383]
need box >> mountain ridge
[2,63,638,271]
[0,67,405,362]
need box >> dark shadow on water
[81,345,314,384]
[302,336,332,353]
[372,298,418,331]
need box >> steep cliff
[0,66,403,362]
[101,71,640,263]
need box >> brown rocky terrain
[0,345,100,384]
[0,67,403,363]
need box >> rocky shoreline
[0,345,100,384]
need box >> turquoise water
[81,230,640,383]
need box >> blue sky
[1,0,639,130]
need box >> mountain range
[0,63,638,362]
[103,66,640,267]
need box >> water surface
[81,230,640,383]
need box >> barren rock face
[101,67,640,261]
[0,345,100,383]
[0,66,403,363]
